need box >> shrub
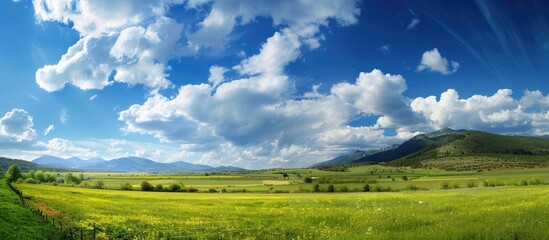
[466,180,477,188]
[528,178,541,185]
[188,187,199,192]
[303,177,313,183]
[155,184,164,191]
[520,179,528,186]
[209,188,217,193]
[169,184,181,192]
[140,181,154,191]
[404,184,419,191]
[94,181,105,189]
[16,178,24,183]
[451,182,459,189]
[327,184,335,193]
[440,181,450,189]
[313,184,320,193]
[221,188,227,193]
[24,178,38,184]
[402,176,408,181]
[120,182,133,190]
[35,170,45,183]
[363,184,370,192]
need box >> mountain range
[313,128,549,170]
[32,155,245,172]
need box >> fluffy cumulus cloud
[417,48,460,75]
[0,109,37,144]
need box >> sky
[1,0,548,169]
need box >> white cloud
[0,109,37,143]
[407,18,420,30]
[43,125,54,136]
[89,95,98,101]
[28,93,40,101]
[417,48,460,75]
[60,109,69,125]
[187,0,360,49]
[208,65,228,87]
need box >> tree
[402,176,408,181]
[313,184,320,193]
[140,181,154,191]
[327,184,335,193]
[79,173,85,181]
[64,173,81,185]
[94,181,105,189]
[155,184,163,191]
[303,176,313,183]
[169,183,181,192]
[28,170,35,180]
[35,170,45,183]
[5,164,22,182]
[363,184,370,192]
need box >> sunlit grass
[16,183,549,239]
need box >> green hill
[0,179,61,239]
[0,157,68,174]
[350,128,462,164]
[390,130,549,170]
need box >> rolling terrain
[314,129,549,171]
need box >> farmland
[13,165,549,239]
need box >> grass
[0,179,60,239]
[16,182,549,239]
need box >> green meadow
[11,165,549,239]
[0,179,60,239]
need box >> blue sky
[1,0,548,168]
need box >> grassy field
[16,183,549,239]
[68,165,549,193]
[0,179,60,239]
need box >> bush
[451,182,459,189]
[327,184,335,193]
[528,178,542,185]
[221,188,227,193]
[440,181,450,189]
[169,184,181,192]
[155,184,164,191]
[313,184,320,192]
[466,180,477,188]
[188,187,199,192]
[140,181,154,191]
[303,176,313,183]
[402,176,408,181]
[24,178,38,184]
[120,182,133,190]
[94,181,105,189]
[404,184,420,191]
[363,184,370,192]
[209,188,218,193]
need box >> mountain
[170,161,213,171]
[31,155,246,173]
[349,128,463,164]
[33,155,77,168]
[0,157,68,173]
[311,148,396,168]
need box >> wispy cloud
[378,45,390,55]
[89,95,98,101]
[407,18,420,30]
[43,125,55,136]
[60,109,69,125]
[27,93,40,101]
